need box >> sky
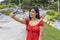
[0,0,4,2]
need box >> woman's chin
[30,16,34,18]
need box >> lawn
[43,24,60,40]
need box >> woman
[10,6,44,40]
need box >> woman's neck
[31,17,37,21]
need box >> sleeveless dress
[25,19,44,40]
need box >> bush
[46,10,60,21]
[48,2,60,11]
[0,9,13,15]
[36,3,41,7]
[0,4,7,9]
[55,14,60,21]
[47,16,55,21]
[46,10,57,16]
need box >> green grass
[43,24,60,40]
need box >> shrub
[36,3,41,7]
[55,14,60,21]
[46,10,57,16]
[0,9,13,15]
[46,10,60,21]
[48,2,60,11]
[0,4,7,9]
[47,16,55,21]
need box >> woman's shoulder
[38,18,44,26]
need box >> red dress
[25,19,44,40]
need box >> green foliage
[0,4,7,9]
[54,0,58,2]
[40,0,48,3]
[47,16,55,21]
[49,2,60,11]
[7,0,49,8]
[46,10,60,21]
[0,9,13,15]
[55,14,60,21]
[46,10,57,16]
[8,0,19,5]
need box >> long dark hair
[29,6,40,20]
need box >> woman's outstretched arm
[9,12,26,24]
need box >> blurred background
[0,0,60,40]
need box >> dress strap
[38,20,44,27]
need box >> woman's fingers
[10,12,16,18]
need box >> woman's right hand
[9,12,27,24]
[9,12,16,18]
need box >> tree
[40,0,48,7]
[40,0,48,3]
[7,0,19,5]
[54,0,57,2]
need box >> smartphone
[13,6,19,13]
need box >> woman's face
[29,9,37,18]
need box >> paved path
[0,17,27,40]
